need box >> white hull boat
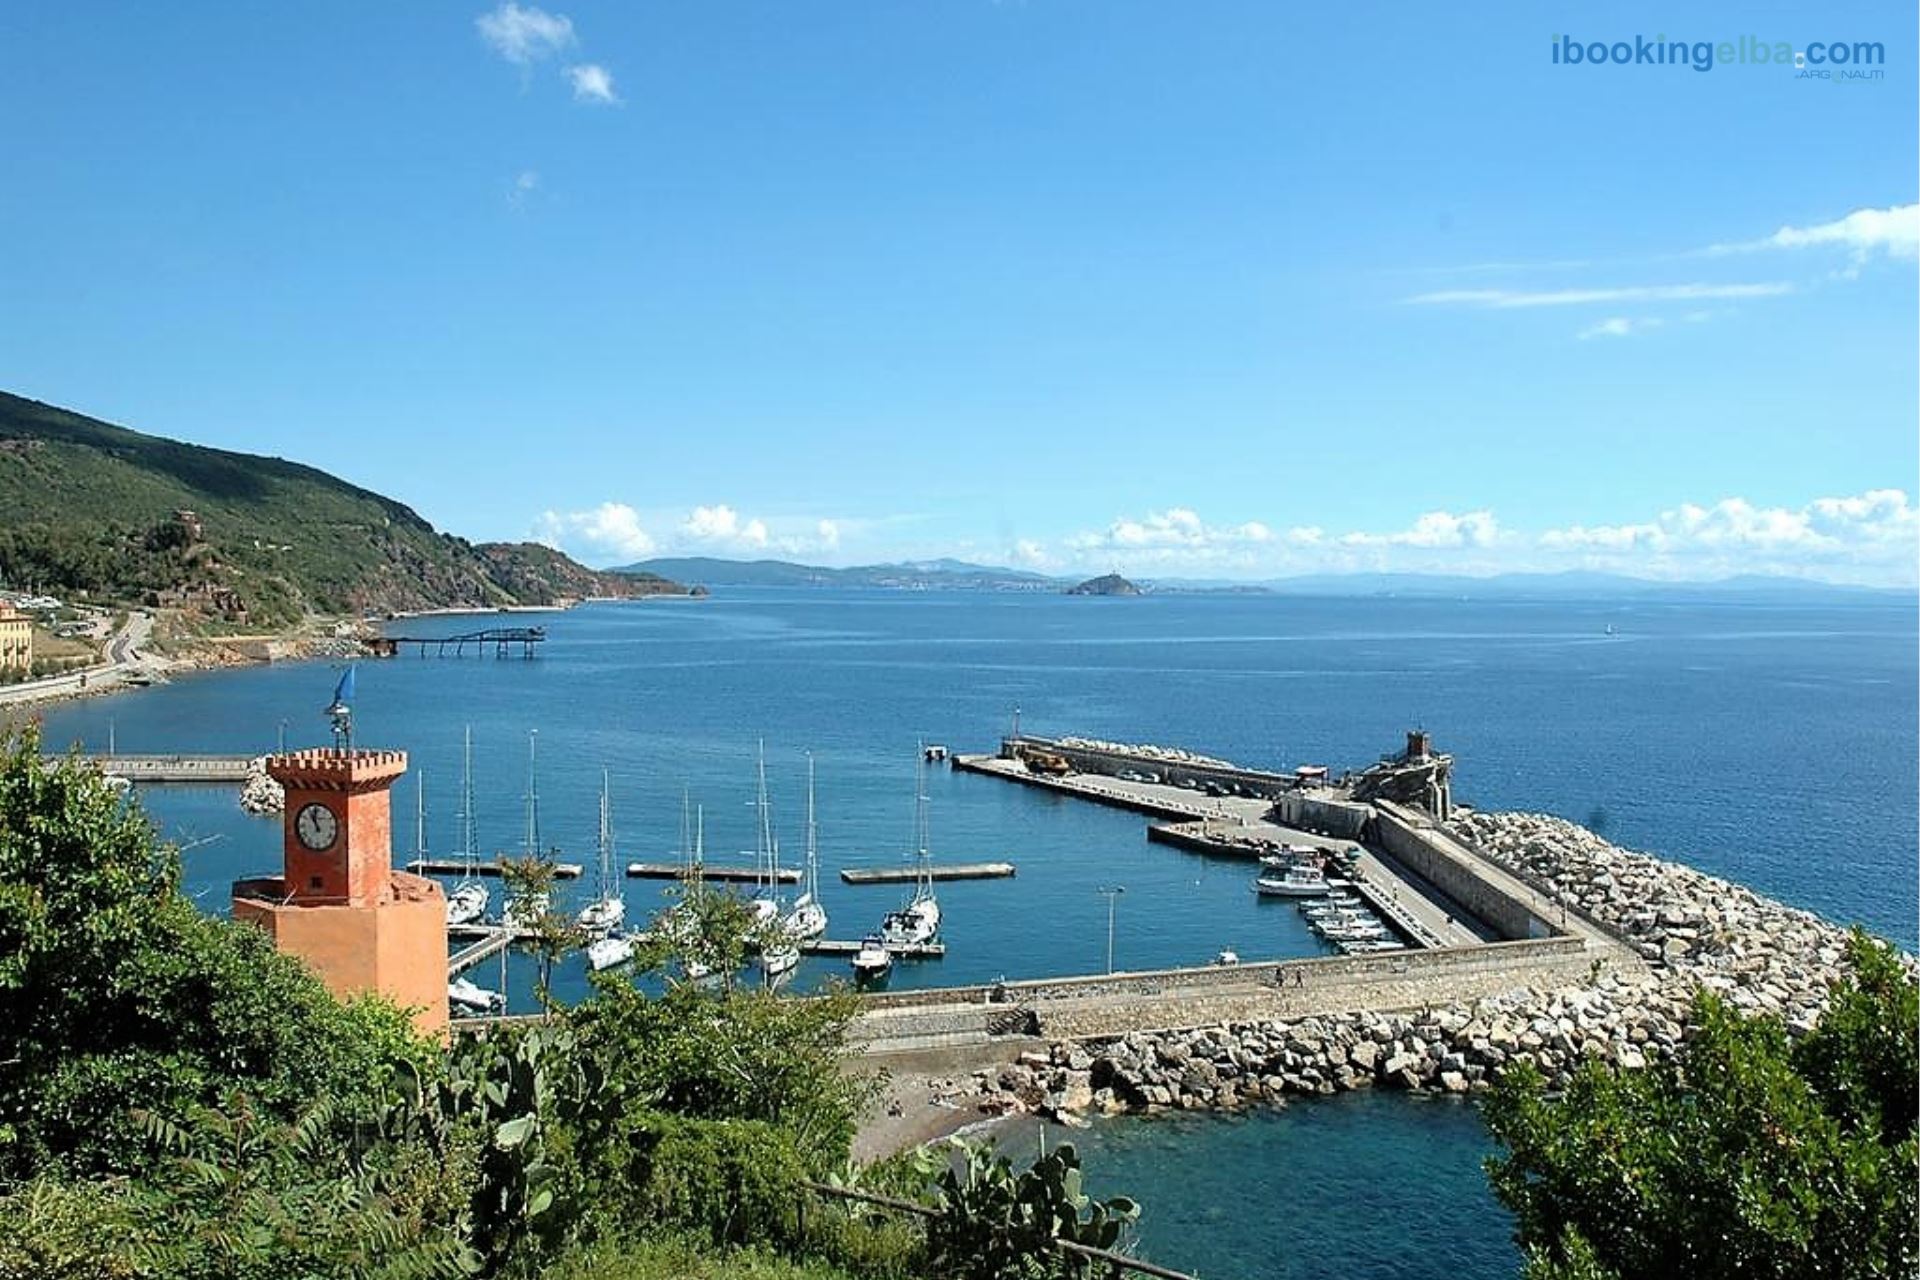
[587,933,636,971]
[446,880,489,927]
[1254,866,1330,897]
[448,977,505,1015]
[851,934,893,983]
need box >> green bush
[1485,932,1920,1280]
[0,728,433,1178]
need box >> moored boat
[851,933,893,983]
[1253,863,1330,897]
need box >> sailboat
[445,727,489,927]
[501,730,550,932]
[782,753,829,942]
[577,770,626,936]
[746,741,782,933]
[879,747,941,947]
[679,799,722,985]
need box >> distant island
[0,390,690,632]
[1066,573,1143,597]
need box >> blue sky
[2,2,1915,583]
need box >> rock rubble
[238,757,284,816]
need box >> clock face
[294,802,340,852]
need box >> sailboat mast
[461,726,476,871]
[416,773,427,860]
[806,752,818,900]
[599,769,613,899]
[525,730,540,856]
[755,739,774,892]
[915,746,931,897]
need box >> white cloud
[565,63,619,104]
[683,504,770,549]
[1577,316,1667,340]
[1067,508,1274,555]
[1711,203,1919,262]
[508,169,539,207]
[1340,510,1503,550]
[1541,490,1918,559]
[533,502,655,561]
[1406,282,1792,309]
[476,2,575,64]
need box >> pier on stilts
[367,627,546,659]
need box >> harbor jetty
[881,807,1881,1125]
[850,728,1897,1137]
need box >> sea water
[26,588,1917,1277]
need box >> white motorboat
[446,728,491,927]
[761,944,800,979]
[1213,949,1241,966]
[576,771,626,936]
[587,933,636,971]
[783,754,829,942]
[880,748,941,946]
[448,976,505,1014]
[851,934,893,983]
[1254,864,1330,897]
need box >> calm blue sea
[23,588,1917,1279]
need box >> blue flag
[329,664,356,712]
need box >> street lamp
[1098,884,1126,974]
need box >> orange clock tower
[232,747,448,1038]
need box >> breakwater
[943,810,1880,1121]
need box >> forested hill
[0,391,681,626]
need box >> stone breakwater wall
[953,811,1876,1122]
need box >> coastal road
[0,610,166,708]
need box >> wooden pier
[625,862,799,883]
[409,858,582,879]
[803,937,946,958]
[839,862,1016,884]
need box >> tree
[0,726,430,1178]
[500,852,583,1018]
[1484,932,1919,1280]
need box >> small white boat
[1213,949,1241,966]
[103,773,133,794]
[446,728,491,927]
[587,933,636,971]
[448,976,505,1014]
[851,934,893,982]
[880,748,942,946]
[761,944,800,978]
[1254,864,1330,897]
[446,880,489,927]
[503,892,548,932]
[783,755,830,941]
[576,771,626,937]
[745,741,785,941]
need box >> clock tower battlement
[267,748,409,906]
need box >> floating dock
[51,753,255,783]
[625,862,799,883]
[839,862,1016,884]
[803,938,946,958]
[409,858,583,879]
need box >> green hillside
[0,391,679,626]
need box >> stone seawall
[942,811,1883,1123]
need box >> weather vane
[326,664,356,750]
